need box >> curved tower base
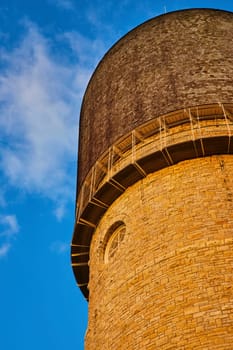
[86,155,233,349]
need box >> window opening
[104,223,126,263]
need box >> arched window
[104,222,126,263]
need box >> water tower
[72,9,233,349]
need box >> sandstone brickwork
[86,155,233,349]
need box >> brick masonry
[72,8,233,349]
[77,9,233,187]
[86,155,233,349]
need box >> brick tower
[71,9,233,349]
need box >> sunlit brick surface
[86,155,233,349]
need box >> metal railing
[76,103,233,222]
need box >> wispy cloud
[50,240,69,254]
[0,189,6,207]
[62,31,105,67]
[54,203,66,221]
[0,214,19,258]
[85,1,162,40]
[49,0,75,11]
[0,22,106,215]
[0,242,11,258]
[0,214,19,237]
[0,24,77,203]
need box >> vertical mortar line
[220,102,231,153]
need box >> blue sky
[0,1,233,349]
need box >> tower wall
[71,8,233,349]
[86,155,233,349]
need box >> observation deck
[72,103,233,298]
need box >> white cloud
[0,214,19,237]
[0,189,6,207]
[0,25,76,201]
[50,240,69,254]
[49,0,74,11]
[62,31,105,67]
[0,242,11,258]
[0,22,106,213]
[54,202,66,221]
[0,214,19,258]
